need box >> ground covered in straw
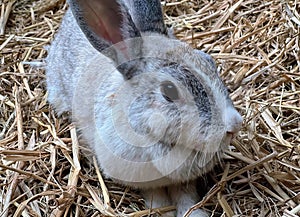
[0,0,299,216]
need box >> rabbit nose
[224,107,243,134]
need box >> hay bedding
[0,0,299,216]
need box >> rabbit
[46,0,243,216]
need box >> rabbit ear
[68,0,142,64]
[124,0,167,35]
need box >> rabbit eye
[160,81,179,102]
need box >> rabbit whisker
[188,150,200,180]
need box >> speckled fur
[46,1,243,216]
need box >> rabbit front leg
[168,182,209,217]
[142,187,176,217]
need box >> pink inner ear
[80,0,124,44]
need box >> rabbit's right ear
[68,0,142,64]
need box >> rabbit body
[46,0,243,216]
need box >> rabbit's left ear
[68,0,142,64]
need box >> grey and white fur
[46,0,243,216]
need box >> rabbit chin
[166,150,222,182]
[142,136,229,187]
[113,148,223,189]
[163,145,226,182]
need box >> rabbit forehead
[141,34,228,97]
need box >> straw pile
[0,0,299,216]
